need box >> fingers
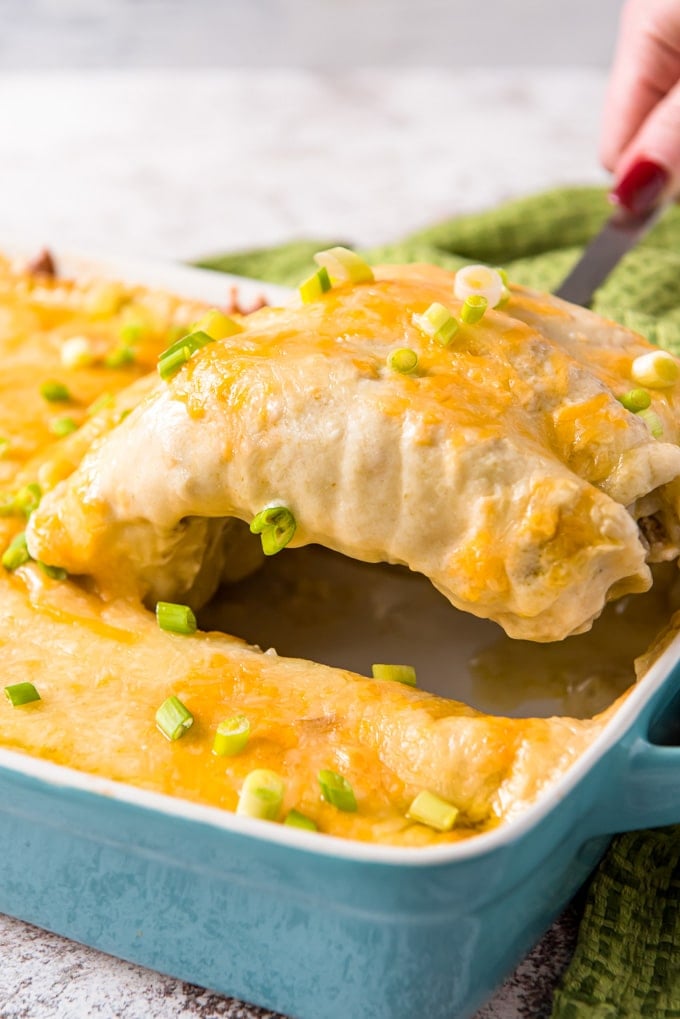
[601,0,680,173]
[611,79,680,209]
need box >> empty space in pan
[200,547,678,720]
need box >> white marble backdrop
[0,69,608,262]
[0,0,623,70]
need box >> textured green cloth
[553,829,680,1018]
[198,185,680,1017]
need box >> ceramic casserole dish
[2,253,680,1019]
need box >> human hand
[602,0,680,213]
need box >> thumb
[612,80,680,211]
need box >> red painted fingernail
[610,158,670,214]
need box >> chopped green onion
[387,348,418,374]
[371,663,417,686]
[87,391,114,416]
[2,532,31,571]
[104,345,135,369]
[618,388,652,413]
[631,350,680,389]
[155,695,194,741]
[14,483,41,518]
[40,380,71,403]
[299,267,331,304]
[119,322,146,344]
[85,281,126,317]
[160,330,212,361]
[50,416,79,437]
[284,809,318,831]
[157,330,213,380]
[195,309,242,340]
[212,715,251,757]
[407,790,459,831]
[313,246,374,285]
[0,493,15,517]
[454,265,504,309]
[459,295,488,324]
[249,505,296,556]
[155,601,197,635]
[638,408,664,438]
[236,769,285,821]
[495,271,511,309]
[318,769,357,812]
[60,336,94,369]
[158,346,191,379]
[39,562,68,581]
[4,682,41,707]
[413,302,459,347]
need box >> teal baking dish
[3,253,680,1018]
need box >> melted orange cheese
[0,254,671,847]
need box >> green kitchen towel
[198,185,680,1017]
[552,828,680,1018]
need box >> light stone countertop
[0,68,608,1019]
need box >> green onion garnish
[155,695,194,741]
[236,769,285,821]
[454,265,504,309]
[4,682,41,707]
[318,769,357,812]
[212,714,251,757]
[50,416,79,437]
[87,392,114,416]
[157,345,191,380]
[2,532,31,571]
[249,505,296,556]
[119,322,145,344]
[40,380,71,403]
[157,330,213,380]
[39,562,68,581]
[638,408,664,438]
[195,309,242,340]
[299,267,331,304]
[413,303,459,347]
[387,348,418,374]
[618,388,652,413]
[371,663,417,686]
[631,350,680,389]
[60,336,94,369]
[459,295,488,324]
[313,247,374,285]
[155,601,197,635]
[494,268,511,308]
[284,809,318,831]
[406,790,459,831]
[0,493,15,517]
[104,345,135,369]
[14,483,41,518]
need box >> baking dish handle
[588,736,680,835]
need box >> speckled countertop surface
[0,67,608,1018]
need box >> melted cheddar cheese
[26,263,680,641]
[0,253,675,847]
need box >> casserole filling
[0,252,677,846]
